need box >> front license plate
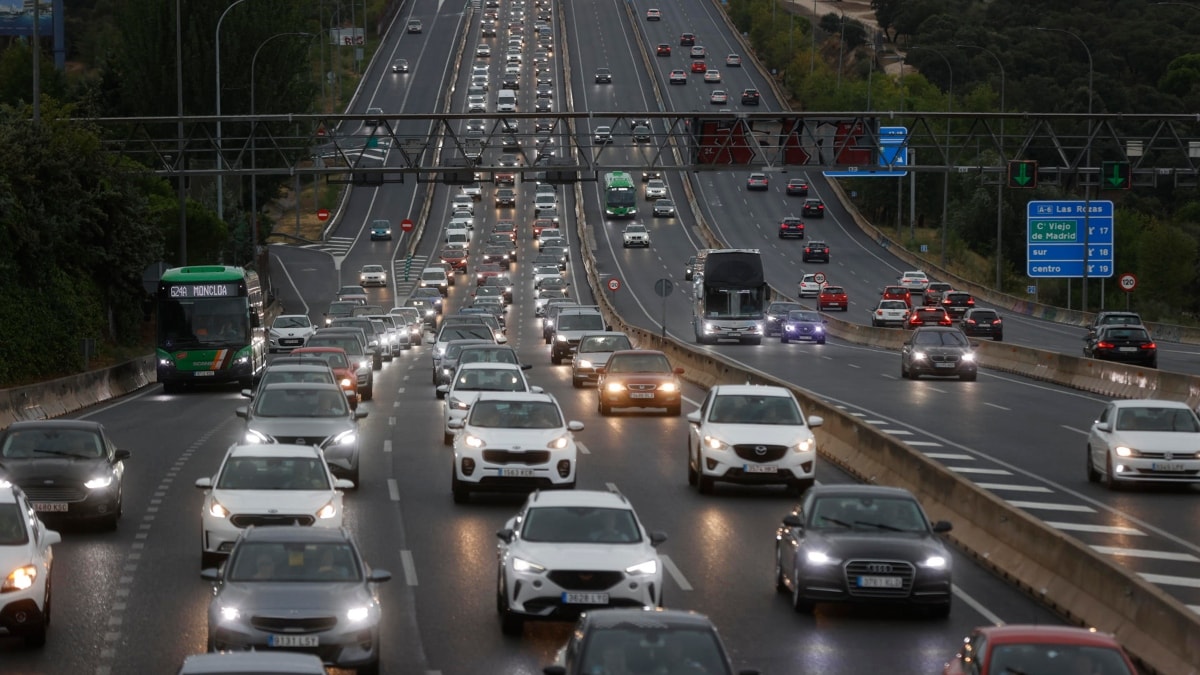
[562,592,609,604]
[33,502,68,512]
[857,576,903,588]
[499,468,535,477]
[629,392,655,399]
[1119,347,1138,352]
[268,634,319,648]
[934,362,955,368]
[193,371,215,377]
[1152,462,1186,472]
[744,464,778,473]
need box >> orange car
[943,625,1138,675]
[289,346,359,408]
[882,285,912,307]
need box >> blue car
[370,219,392,240]
[781,310,826,344]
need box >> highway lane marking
[400,550,419,586]
[906,441,941,447]
[1048,522,1144,536]
[976,483,1053,493]
[389,416,397,425]
[926,386,949,393]
[1138,573,1200,589]
[948,467,1012,475]
[661,554,693,591]
[577,442,590,455]
[605,482,618,492]
[925,452,974,460]
[846,363,861,368]
[864,419,887,425]
[388,478,400,501]
[397,387,406,393]
[951,584,1006,626]
[1006,501,1096,513]
[1061,424,1089,435]
[984,402,1011,411]
[883,429,913,435]
[1091,546,1200,562]
[384,440,392,453]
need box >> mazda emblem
[754,445,767,455]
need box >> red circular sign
[401,218,414,232]
[316,126,327,137]
[316,208,331,222]
[1118,272,1137,292]
[607,278,621,292]
[813,272,827,284]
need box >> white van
[496,89,517,113]
[419,267,449,295]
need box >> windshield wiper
[32,448,87,459]
[853,520,904,532]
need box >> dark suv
[778,216,805,239]
[802,240,829,263]
[941,292,975,321]
[740,88,761,105]
[961,308,1004,341]
[801,198,825,218]
[765,301,804,337]
[1088,311,1143,335]
[900,327,977,381]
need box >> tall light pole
[176,0,187,265]
[810,0,817,75]
[910,46,954,268]
[836,10,847,91]
[250,32,311,269]
[1034,27,1093,310]
[215,0,253,228]
[957,43,1006,290]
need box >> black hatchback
[1084,325,1157,368]
[961,308,1003,341]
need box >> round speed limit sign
[813,272,827,284]
[607,278,621,292]
[1118,272,1137,292]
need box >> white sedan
[438,362,540,445]
[899,270,930,292]
[798,273,827,298]
[1086,399,1200,490]
[449,392,583,503]
[686,384,822,495]
[195,443,354,568]
[532,263,562,287]
[495,490,666,635]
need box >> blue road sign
[823,125,909,177]
[1026,200,1114,278]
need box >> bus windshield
[702,288,763,319]
[606,188,636,207]
[158,296,250,349]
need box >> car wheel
[744,337,762,346]
[1086,446,1101,483]
[373,357,382,371]
[498,577,524,636]
[774,549,789,593]
[443,431,454,446]
[1104,454,1121,491]
[361,383,373,401]
[687,443,698,486]
[161,380,182,394]
[571,377,582,388]
[100,507,120,532]
[551,353,562,365]
[598,399,611,416]
[791,571,815,614]
[900,362,908,379]
[697,468,714,495]
[435,388,445,400]
[348,465,360,488]
[781,335,789,344]
[357,658,381,675]
[993,335,1003,342]
[452,468,470,504]
[788,478,814,496]
[817,338,826,345]
[431,371,439,385]
[960,371,977,382]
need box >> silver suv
[550,307,608,364]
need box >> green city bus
[604,171,637,218]
[155,266,267,392]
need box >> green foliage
[1134,219,1197,320]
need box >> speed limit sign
[813,272,827,284]
[607,278,621,292]
[1118,272,1137,292]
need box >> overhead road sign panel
[1026,200,1114,278]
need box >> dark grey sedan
[202,526,391,673]
[774,485,953,617]
[900,326,978,381]
[237,383,367,483]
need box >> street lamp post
[250,32,312,269]
[215,0,253,229]
[1034,27,1093,310]
[910,47,954,269]
[836,11,847,91]
[957,44,1006,290]
[176,0,187,265]
[810,0,816,75]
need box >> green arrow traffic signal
[1103,161,1131,190]
[1007,160,1037,189]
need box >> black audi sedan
[774,485,952,617]
[0,420,129,529]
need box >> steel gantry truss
[90,111,1200,187]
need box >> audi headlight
[790,437,815,453]
[316,502,338,519]
[208,499,230,518]
[3,565,36,592]
[961,352,976,362]
[328,430,357,447]
[659,382,678,393]
[547,435,570,450]
[805,551,837,566]
[912,351,928,361]
[703,435,729,451]
[626,560,659,575]
[512,557,546,573]
[346,606,370,622]
[219,606,241,622]
[464,434,485,448]
[244,429,272,444]
[85,475,114,489]
[919,555,948,569]
[605,381,625,393]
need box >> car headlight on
[919,555,948,569]
[244,429,272,444]
[3,565,36,591]
[790,437,815,453]
[547,435,570,450]
[753,322,763,333]
[316,502,338,519]
[219,606,241,622]
[805,550,837,566]
[425,309,435,317]
[703,322,716,333]
[659,382,678,393]
[512,557,546,573]
[703,435,729,451]
[234,355,250,365]
[346,606,370,623]
[961,352,976,362]
[464,434,485,448]
[814,326,824,333]
[605,381,625,393]
[912,351,928,361]
[577,359,593,369]
[208,499,230,518]
[437,346,447,357]
[328,430,357,447]
[626,560,659,575]
[0,479,11,488]
[556,334,568,342]
[340,377,353,388]
[1114,446,1138,457]
[85,475,114,489]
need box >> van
[497,89,517,113]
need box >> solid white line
[388,479,400,501]
[384,440,393,453]
[605,482,619,493]
[849,412,867,417]
[400,550,418,586]
[984,402,1011,411]
[906,441,942,447]
[660,555,693,591]
[1007,501,1096,513]
[1138,573,1200,589]
[864,419,886,425]
[883,429,913,435]
[1061,424,1089,435]
[924,453,974,460]
[1091,546,1200,562]
[1047,522,1144,536]
[952,584,1006,627]
[389,416,396,426]
[976,483,1053,493]
[949,467,1012,475]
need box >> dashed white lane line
[384,440,393,453]
[1007,501,1096,513]
[577,442,590,455]
[984,402,1011,411]
[400,550,419,586]
[1061,424,1089,435]
[661,555,693,591]
[1047,522,1144,536]
[1092,546,1200,562]
[925,453,974,460]
[906,441,942,447]
[949,467,1013,475]
[388,478,400,501]
[976,483,1053,493]
[884,429,913,435]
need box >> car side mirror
[369,569,393,583]
[334,479,355,490]
[195,477,213,489]
[530,386,545,394]
[521,364,533,370]
[686,411,701,424]
[43,529,62,547]
[674,367,685,375]
[595,367,605,374]
[567,420,585,432]
[649,531,668,546]
[448,419,464,430]
[807,415,823,428]
[497,528,515,544]
[355,410,369,419]
[241,388,254,399]
[1095,421,1112,433]
[235,406,248,418]
[436,385,449,394]
[200,568,220,581]
[114,449,131,461]
[782,514,804,529]
[425,335,436,344]
[932,520,953,533]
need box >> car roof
[0,484,21,505]
[225,443,323,459]
[178,651,327,675]
[807,484,917,501]
[710,384,792,397]
[1110,398,1192,410]
[474,391,555,403]
[458,361,522,372]
[241,524,352,544]
[292,346,347,354]
[973,624,1125,647]
[4,419,105,433]
[258,381,344,393]
[581,607,716,630]
[262,362,332,372]
[526,489,631,509]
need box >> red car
[656,43,671,56]
[882,285,912,307]
[778,216,805,239]
[817,285,848,311]
[288,346,359,408]
[906,306,953,328]
[439,247,468,272]
[475,263,505,285]
[532,218,554,238]
[943,625,1138,675]
[690,60,707,73]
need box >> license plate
[1152,462,1186,472]
[744,464,778,473]
[857,576,903,588]
[33,502,68,512]
[193,371,215,377]
[499,468,535,477]
[268,634,319,648]
[629,392,655,399]
[1119,347,1138,352]
[934,362,955,368]
[562,592,609,604]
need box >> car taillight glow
[1142,342,1157,349]
[1096,341,1115,349]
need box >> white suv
[686,385,823,496]
[195,443,353,569]
[449,393,583,503]
[0,484,60,647]
[495,489,666,635]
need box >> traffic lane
[270,244,341,320]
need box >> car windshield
[558,314,605,331]
[228,542,362,583]
[808,496,928,532]
[607,354,671,373]
[970,312,998,321]
[273,316,310,329]
[0,504,29,545]
[294,351,350,369]
[460,348,519,365]
[259,370,334,387]
[769,303,803,315]
[468,400,562,428]
[441,326,494,341]
[987,644,1135,675]
[453,368,526,392]
[786,311,822,323]
[708,394,801,425]
[822,287,844,295]
[1,428,103,459]
[306,337,362,356]
[578,628,730,675]
[579,335,633,353]
[252,388,349,418]
[880,301,907,310]
[217,457,331,490]
[1099,314,1141,327]
[521,506,641,544]
[1114,406,1200,432]
[912,331,968,347]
